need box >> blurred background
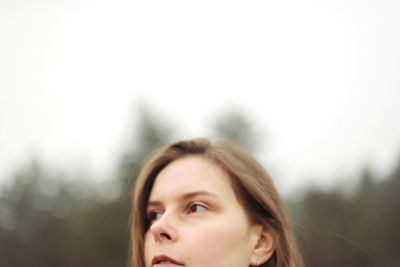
[1,1,400,266]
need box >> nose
[149,211,178,243]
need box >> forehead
[148,156,235,201]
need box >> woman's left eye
[189,203,208,213]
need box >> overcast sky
[1,0,400,195]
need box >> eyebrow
[147,190,219,208]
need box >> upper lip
[152,254,184,266]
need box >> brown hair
[130,138,304,267]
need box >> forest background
[1,1,400,266]
[0,106,399,267]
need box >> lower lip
[153,264,183,267]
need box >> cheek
[144,231,154,266]
[185,218,252,266]
[196,222,240,246]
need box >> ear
[249,224,277,266]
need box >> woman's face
[144,155,261,267]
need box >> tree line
[0,107,399,267]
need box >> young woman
[130,138,304,267]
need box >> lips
[152,254,184,267]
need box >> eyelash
[146,202,208,223]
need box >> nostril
[160,233,171,240]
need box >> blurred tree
[294,159,400,267]
[117,104,174,197]
[210,108,263,154]
[0,158,94,266]
[0,105,174,267]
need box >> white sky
[1,0,400,195]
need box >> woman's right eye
[147,211,163,223]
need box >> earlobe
[250,225,277,266]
